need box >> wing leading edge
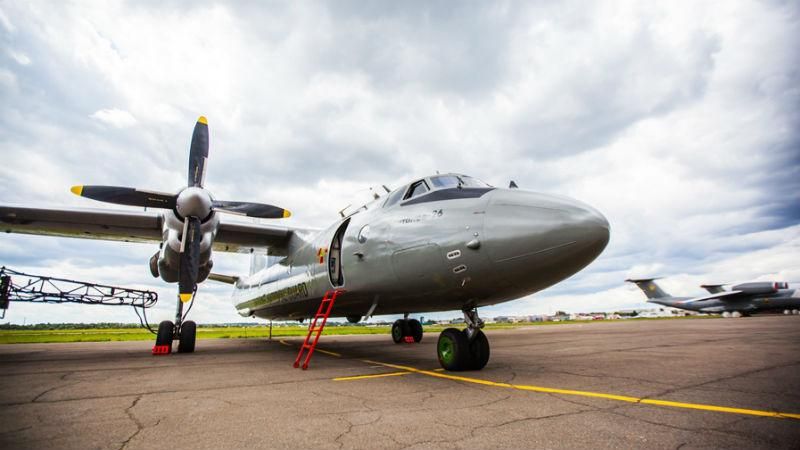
[0,204,295,254]
[678,290,745,304]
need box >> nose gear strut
[463,308,485,340]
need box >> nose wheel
[436,308,490,371]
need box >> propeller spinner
[70,116,291,302]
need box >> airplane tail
[700,284,725,294]
[625,278,670,300]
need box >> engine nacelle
[154,211,218,284]
[731,282,786,295]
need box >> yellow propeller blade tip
[179,293,193,303]
[70,185,83,196]
[282,210,292,218]
[197,116,208,125]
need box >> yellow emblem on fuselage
[317,247,328,264]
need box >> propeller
[188,117,209,188]
[211,200,291,218]
[73,185,291,219]
[178,216,202,302]
[70,116,291,301]
[70,186,176,209]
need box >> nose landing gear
[436,308,490,371]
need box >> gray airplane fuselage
[649,291,800,314]
[232,179,610,321]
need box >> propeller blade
[188,116,209,188]
[212,200,291,219]
[71,185,176,209]
[178,216,202,302]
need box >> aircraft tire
[178,320,196,353]
[408,319,423,343]
[391,320,405,344]
[437,328,469,371]
[465,330,490,370]
[156,320,174,347]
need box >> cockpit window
[430,175,461,188]
[384,175,491,208]
[404,180,430,200]
[430,174,490,189]
[458,175,490,187]
[382,188,405,208]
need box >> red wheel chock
[152,345,171,355]
[403,336,414,343]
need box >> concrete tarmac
[1,316,799,449]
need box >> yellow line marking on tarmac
[280,338,800,420]
[334,371,413,382]
[281,339,799,419]
[362,360,800,421]
[335,367,446,382]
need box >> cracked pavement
[1,316,799,449]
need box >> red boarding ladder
[293,289,344,370]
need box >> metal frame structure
[0,266,157,320]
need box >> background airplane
[626,278,800,318]
[1,117,610,371]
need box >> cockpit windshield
[430,174,490,189]
[382,188,405,208]
[383,174,492,208]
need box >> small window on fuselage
[403,180,429,200]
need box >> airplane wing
[0,204,296,254]
[678,290,745,304]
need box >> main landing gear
[436,308,490,371]
[392,315,423,343]
[153,293,197,354]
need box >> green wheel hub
[438,335,455,364]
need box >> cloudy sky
[1,1,798,325]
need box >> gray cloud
[0,1,798,324]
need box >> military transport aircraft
[627,278,800,318]
[0,117,610,371]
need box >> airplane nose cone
[483,190,609,291]
[578,203,611,253]
[176,187,212,219]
